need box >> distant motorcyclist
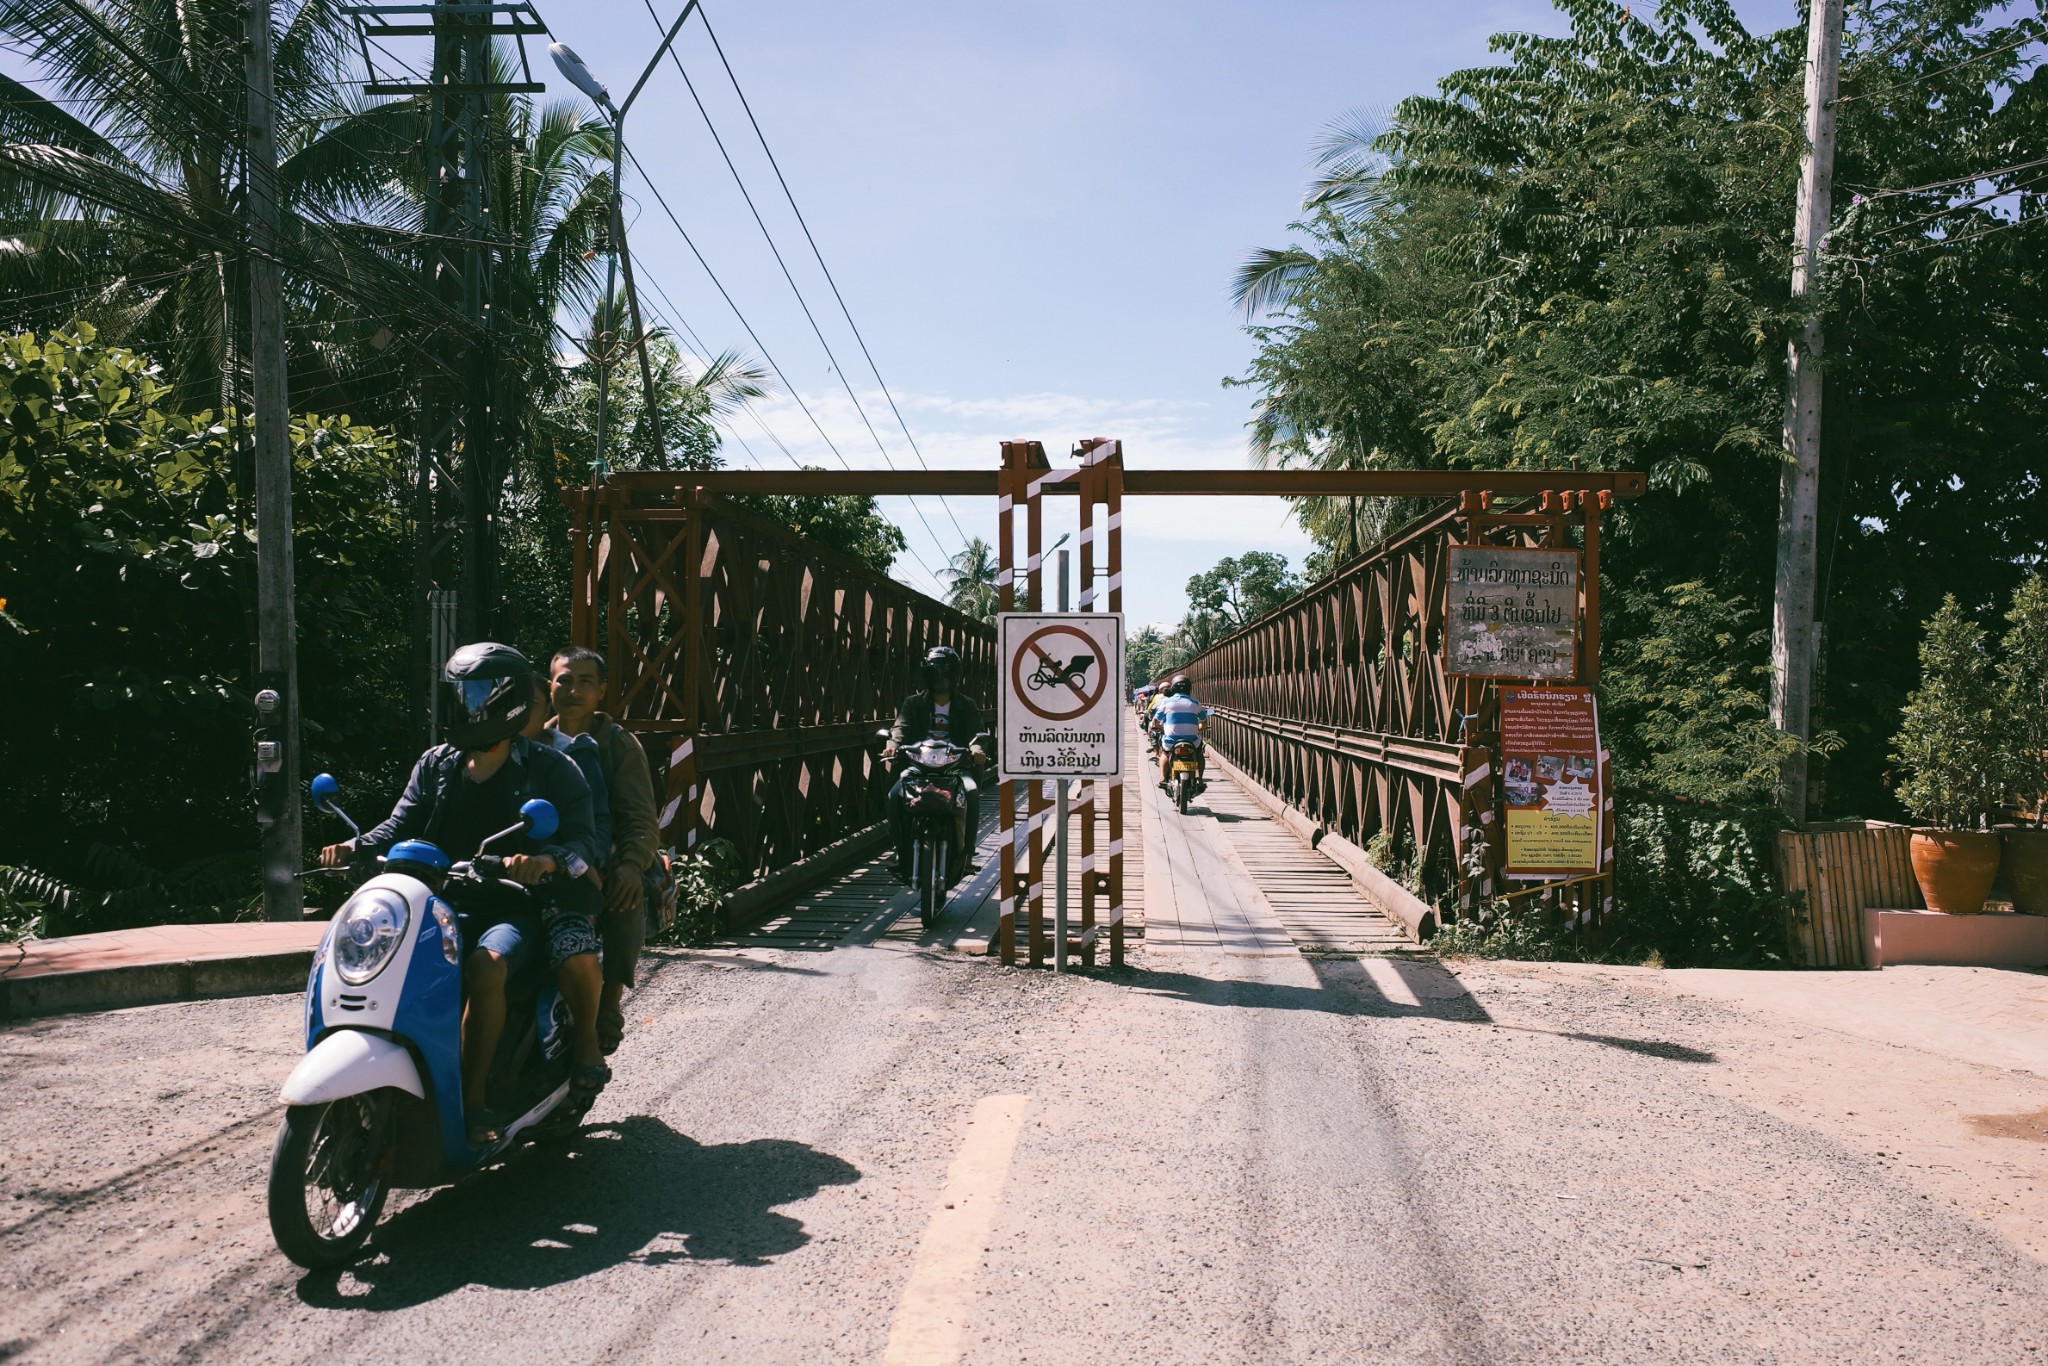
[1144,677,1174,751]
[319,642,609,1147]
[1154,673,1210,793]
[883,646,992,884]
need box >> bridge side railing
[568,480,996,885]
[1182,496,1607,933]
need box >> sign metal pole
[1054,548,1070,972]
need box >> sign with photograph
[997,613,1124,781]
[1499,686,1604,877]
[1446,545,1581,680]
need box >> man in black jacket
[883,645,992,884]
[320,642,609,1146]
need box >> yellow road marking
[881,1094,1032,1366]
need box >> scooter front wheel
[268,1092,394,1269]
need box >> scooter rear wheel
[268,1092,394,1269]
[1178,777,1193,814]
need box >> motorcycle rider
[1154,673,1210,792]
[319,642,609,1147]
[883,645,992,884]
[1144,676,1174,752]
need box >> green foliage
[1231,0,2048,819]
[651,837,745,949]
[1432,907,1585,962]
[1182,552,1302,652]
[944,537,999,622]
[732,482,907,576]
[1892,595,2006,829]
[1127,624,1186,689]
[1601,579,1802,804]
[1607,796,1797,968]
[2000,573,2048,822]
[0,327,412,928]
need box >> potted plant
[1891,596,2007,913]
[1999,574,2048,915]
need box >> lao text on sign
[1499,686,1604,878]
[997,613,1124,781]
[1446,545,1580,680]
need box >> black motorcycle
[881,732,987,927]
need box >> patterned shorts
[543,909,602,971]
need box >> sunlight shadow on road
[294,1118,860,1311]
[1118,958,1717,1063]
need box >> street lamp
[548,6,700,471]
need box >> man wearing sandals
[321,642,613,1146]
[545,646,660,1056]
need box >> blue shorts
[470,915,541,976]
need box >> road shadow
[295,1117,859,1310]
[1119,958,1717,1062]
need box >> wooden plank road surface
[725,709,1410,960]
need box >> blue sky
[555,0,1803,626]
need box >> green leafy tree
[1181,552,1302,653]
[1230,0,2048,817]
[943,537,999,622]
[0,328,413,929]
[1999,573,2048,824]
[1891,597,2006,830]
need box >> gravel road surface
[6,901,2048,1362]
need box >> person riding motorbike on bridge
[1154,674,1210,793]
[319,642,609,1147]
[883,645,992,885]
[1145,677,1174,752]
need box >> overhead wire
[693,2,974,549]
[636,0,962,577]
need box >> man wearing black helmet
[319,642,610,1147]
[882,645,992,885]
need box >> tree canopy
[1230,0,2048,811]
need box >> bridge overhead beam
[598,469,1648,499]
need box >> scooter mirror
[519,798,560,842]
[309,773,341,811]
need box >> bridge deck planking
[727,708,1407,959]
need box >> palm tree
[944,537,999,622]
[0,0,452,409]
[1229,106,1392,321]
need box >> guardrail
[567,480,995,885]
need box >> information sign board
[1446,545,1581,680]
[997,613,1124,781]
[1500,686,1604,877]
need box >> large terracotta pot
[1910,829,2002,914]
[2004,827,2048,917]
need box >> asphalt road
[6,902,2048,1361]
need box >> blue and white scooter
[267,773,590,1269]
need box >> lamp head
[550,42,616,118]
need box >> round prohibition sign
[1011,624,1109,722]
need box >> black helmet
[1170,673,1191,695]
[441,641,537,751]
[921,644,962,692]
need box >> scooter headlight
[332,889,410,985]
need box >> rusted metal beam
[595,469,1649,499]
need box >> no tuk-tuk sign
[997,613,1125,781]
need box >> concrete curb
[0,948,313,1024]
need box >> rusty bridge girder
[568,482,995,885]
[1182,490,1614,928]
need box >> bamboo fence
[1777,821,1922,968]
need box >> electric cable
[692,2,974,546]
[635,0,961,574]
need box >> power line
[621,150,943,584]
[636,0,962,576]
[693,2,974,548]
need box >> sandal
[466,1108,503,1148]
[598,1005,626,1056]
[571,1062,612,1096]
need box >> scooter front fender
[281,1030,425,1106]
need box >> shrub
[2001,574,2048,824]
[1892,596,2006,830]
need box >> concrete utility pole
[1770,0,1843,824]
[244,0,302,920]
